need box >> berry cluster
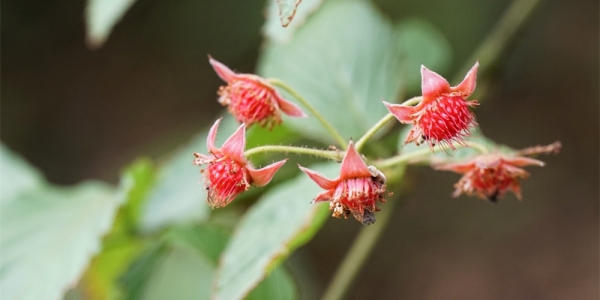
[193,57,560,224]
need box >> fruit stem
[269,78,348,149]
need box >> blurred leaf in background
[213,163,336,300]
[0,144,44,204]
[85,0,138,48]
[395,18,453,94]
[76,159,156,300]
[259,0,403,144]
[119,223,297,300]
[0,145,124,300]
[263,0,323,44]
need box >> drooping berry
[193,118,287,207]
[385,62,479,150]
[209,56,307,129]
[418,95,476,148]
[299,141,387,225]
[204,158,249,208]
[434,141,561,201]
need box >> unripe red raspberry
[193,119,287,207]
[435,153,546,202]
[299,141,387,225]
[209,56,307,129]
[385,63,479,150]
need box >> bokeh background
[2,0,598,299]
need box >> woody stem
[244,145,343,161]
[355,96,423,152]
[268,78,348,149]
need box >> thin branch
[269,78,348,149]
[244,145,343,161]
[320,194,400,300]
[355,96,423,152]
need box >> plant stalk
[321,0,545,298]
[355,96,423,152]
[375,141,489,169]
[320,195,399,300]
[455,0,545,83]
[269,78,348,149]
[244,145,343,161]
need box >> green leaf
[80,237,146,300]
[0,144,45,204]
[128,246,297,300]
[246,267,296,300]
[119,243,168,300]
[263,0,323,44]
[213,163,337,300]
[141,245,214,300]
[163,223,231,263]
[120,158,156,228]
[75,158,155,300]
[120,224,297,300]
[0,182,123,300]
[245,122,299,149]
[395,19,453,93]
[85,0,137,48]
[258,0,403,144]
[120,224,224,300]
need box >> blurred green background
[2,0,598,299]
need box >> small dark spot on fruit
[487,190,499,203]
[361,210,376,225]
